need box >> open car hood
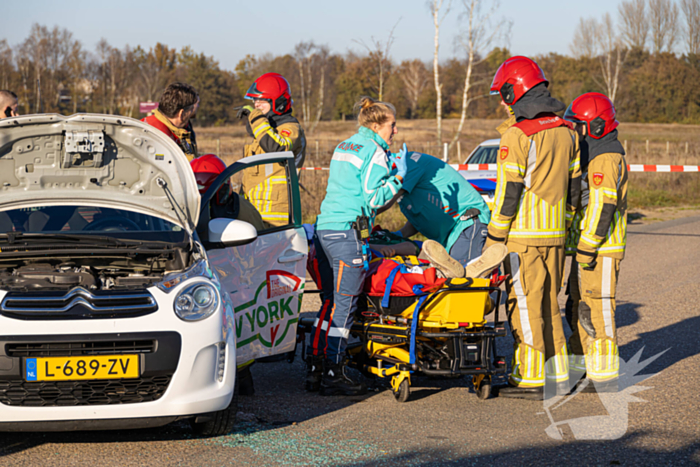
[0,114,200,233]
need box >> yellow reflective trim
[253,122,271,138]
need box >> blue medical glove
[392,143,408,179]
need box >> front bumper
[0,285,236,427]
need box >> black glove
[236,105,254,120]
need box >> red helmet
[564,92,619,140]
[245,72,293,115]
[490,56,548,105]
[190,154,230,205]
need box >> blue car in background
[458,139,499,210]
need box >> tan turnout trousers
[503,243,569,387]
[566,257,621,382]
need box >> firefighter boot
[319,360,367,396]
[305,355,324,392]
[466,244,508,278]
[576,378,618,394]
[422,240,465,279]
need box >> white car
[459,139,499,208]
[0,114,308,434]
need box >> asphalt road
[1,216,700,466]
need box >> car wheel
[190,380,238,437]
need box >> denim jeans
[307,229,366,363]
[449,219,488,267]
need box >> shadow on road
[620,314,700,376]
[616,300,641,328]
[339,432,699,466]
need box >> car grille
[0,375,172,406]
[1,287,158,320]
[6,340,157,357]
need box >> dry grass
[196,118,700,227]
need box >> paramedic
[377,152,491,273]
[485,56,581,399]
[563,93,627,393]
[306,96,407,396]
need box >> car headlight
[157,259,213,293]
[174,282,220,321]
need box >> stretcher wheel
[474,375,492,400]
[393,379,410,403]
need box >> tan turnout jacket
[242,109,306,227]
[486,114,581,248]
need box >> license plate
[25,355,139,381]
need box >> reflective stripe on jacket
[572,152,628,262]
[316,126,403,231]
[242,109,306,227]
[487,114,581,247]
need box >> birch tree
[449,0,508,149]
[598,13,628,103]
[294,41,330,134]
[429,0,451,145]
[398,59,429,119]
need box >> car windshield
[467,146,498,165]
[0,206,182,235]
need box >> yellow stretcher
[346,277,507,402]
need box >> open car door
[199,152,308,365]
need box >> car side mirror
[206,218,257,249]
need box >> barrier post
[457,141,461,161]
[646,139,649,154]
[443,143,448,162]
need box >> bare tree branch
[681,0,700,55]
[449,0,509,149]
[618,0,649,49]
[650,0,680,53]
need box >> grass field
[196,118,700,229]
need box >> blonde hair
[355,96,396,129]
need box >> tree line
[2,0,700,135]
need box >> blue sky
[5,0,620,70]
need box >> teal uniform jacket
[317,126,403,230]
[398,152,491,251]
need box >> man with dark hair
[0,90,19,119]
[142,83,199,160]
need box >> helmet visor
[245,82,268,101]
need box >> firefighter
[486,56,581,399]
[142,83,199,160]
[237,73,306,227]
[306,96,407,396]
[563,93,627,393]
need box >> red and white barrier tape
[300,164,700,172]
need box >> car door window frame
[199,152,302,235]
